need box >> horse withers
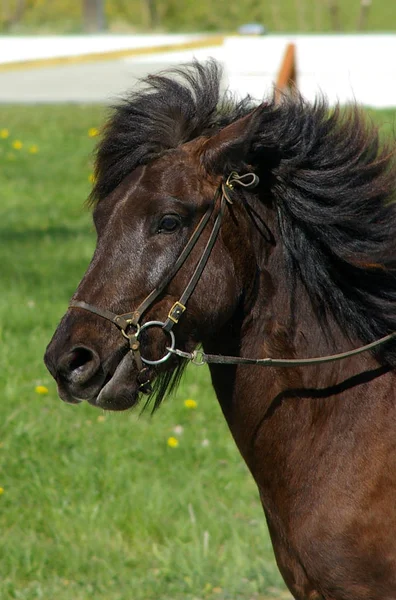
[44,61,396,599]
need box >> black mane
[91,60,254,202]
[92,61,396,400]
[253,99,396,358]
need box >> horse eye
[158,215,182,234]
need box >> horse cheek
[199,254,241,330]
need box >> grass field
[1,103,395,600]
[1,0,396,34]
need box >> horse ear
[202,106,263,175]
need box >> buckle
[168,301,186,324]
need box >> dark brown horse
[45,61,396,599]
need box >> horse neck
[203,216,383,470]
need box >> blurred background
[1,3,396,600]
[1,0,396,104]
[0,0,395,34]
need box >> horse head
[44,64,267,411]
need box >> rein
[168,333,396,367]
[69,171,396,392]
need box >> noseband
[70,170,396,395]
[69,171,258,393]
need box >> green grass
[1,0,396,34]
[1,104,395,600]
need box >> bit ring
[137,321,175,365]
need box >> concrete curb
[0,35,224,72]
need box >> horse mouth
[93,352,144,411]
[57,352,146,412]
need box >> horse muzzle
[44,332,140,409]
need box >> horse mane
[90,60,254,203]
[253,99,396,359]
[92,60,396,380]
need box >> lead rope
[168,332,396,367]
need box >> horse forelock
[89,60,255,206]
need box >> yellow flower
[35,385,48,395]
[184,398,197,409]
[167,436,179,448]
[97,415,105,423]
[0,488,4,495]
[29,145,39,154]
[88,173,96,184]
[12,140,23,150]
[88,127,99,137]
[213,587,223,594]
[0,129,9,139]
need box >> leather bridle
[70,170,396,395]
[69,171,254,392]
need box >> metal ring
[121,322,141,340]
[136,320,176,365]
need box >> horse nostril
[60,345,101,385]
[69,347,93,371]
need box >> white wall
[223,35,396,107]
[0,34,204,64]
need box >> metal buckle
[136,320,176,365]
[121,322,141,340]
[167,301,186,324]
[191,350,206,366]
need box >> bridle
[70,171,396,395]
[69,171,251,392]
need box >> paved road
[0,60,177,103]
[0,46,224,103]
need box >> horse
[44,60,396,599]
